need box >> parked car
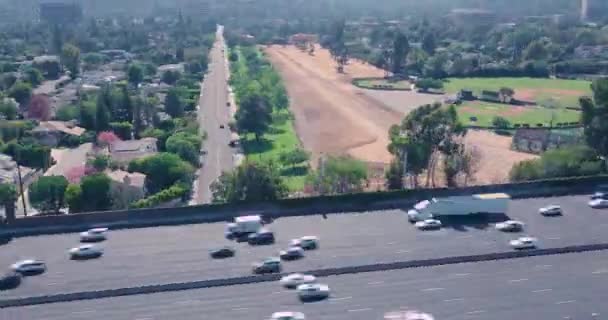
[415,219,442,230]
[297,283,330,301]
[495,220,524,232]
[248,229,275,245]
[589,199,608,208]
[289,236,319,250]
[210,246,235,259]
[69,244,104,260]
[539,205,562,216]
[279,247,305,261]
[252,258,282,274]
[280,273,316,288]
[270,312,306,320]
[0,272,22,290]
[509,237,538,250]
[80,228,108,242]
[11,259,46,275]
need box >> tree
[165,88,184,118]
[523,40,549,61]
[390,32,410,75]
[127,64,144,87]
[8,81,32,106]
[279,149,310,168]
[176,46,185,61]
[28,176,68,213]
[423,53,449,78]
[0,183,16,207]
[510,146,604,182]
[210,162,287,203]
[415,78,444,92]
[64,183,83,213]
[24,67,43,87]
[492,116,511,129]
[88,155,110,172]
[165,132,201,165]
[109,122,133,140]
[128,153,194,194]
[328,20,349,73]
[61,44,81,78]
[581,79,608,158]
[422,32,437,55]
[307,155,368,195]
[95,88,111,132]
[113,86,133,123]
[79,173,112,212]
[0,141,52,170]
[97,131,121,148]
[27,94,51,120]
[235,91,272,141]
[385,159,404,190]
[161,70,181,85]
[33,59,61,80]
[0,99,18,120]
[499,87,515,103]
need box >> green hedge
[131,184,188,209]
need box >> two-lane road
[195,25,235,204]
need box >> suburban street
[2,251,606,320]
[3,195,608,299]
[194,25,236,204]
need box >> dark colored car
[0,272,22,290]
[210,247,236,259]
[248,230,275,245]
[220,124,225,129]
[591,192,608,200]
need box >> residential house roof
[32,121,85,136]
[33,55,60,64]
[109,137,158,163]
[107,170,146,188]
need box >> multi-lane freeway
[1,195,608,300]
[2,251,606,319]
[194,25,235,204]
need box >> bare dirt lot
[265,45,537,185]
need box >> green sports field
[456,102,581,127]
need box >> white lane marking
[348,308,372,313]
[387,242,396,245]
[450,273,471,277]
[556,300,576,305]
[547,236,561,240]
[71,310,96,315]
[533,289,553,293]
[368,281,385,285]
[509,278,529,283]
[458,235,473,239]
[422,287,445,292]
[466,310,486,315]
[592,269,608,274]
[232,307,250,311]
[535,264,553,269]
[134,318,153,320]
[330,296,352,302]
[443,298,465,302]
[174,299,197,305]
[271,291,284,295]
[47,282,58,286]
[396,250,411,254]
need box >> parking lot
[1,194,608,299]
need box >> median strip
[2,243,608,308]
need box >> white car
[279,247,305,261]
[11,259,46,274]
[289,236,319,250]
[539,205,562,216]
[509,236,538,250]
[297,283,330,300]
[280,273,316,288]
[271,311,306,320]
[69,244,104,259]
[415,219,442,230]
[495,220,524,232]
[80,228,108,242]
[589,199,608,208]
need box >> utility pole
[16,163,27,217]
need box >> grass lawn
[456,102,581,127]
[445,77,592,108]
[355,78,411,90]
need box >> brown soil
[515,88,587,102]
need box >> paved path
[194,25,235,204]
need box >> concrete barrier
[2,243,608,308]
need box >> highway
[194,25,235,204]
[2,251,606,319]
[2,194,608,299]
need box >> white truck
[407,193,510,222]
[226,215,263,236]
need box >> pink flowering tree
[97,131,121,149]
[65,166,94,183]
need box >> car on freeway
[253,258,282,274]
[495,220,524,232]
[589,198,608,208]
[279,247,305,261]
[270,311,306,320]
[289,236,319,250]
[80,227,108,242]
[69,244,104,260]
[11,259,46,275]
[297,283,330,301]
[591,192,608,200]
[415,219,442,230]
[220,124,225,129]
[210,246,235,259]
[248,229,275,245]
[0,272,22,290]
[509,236,538,250]
[539,205,562,216]
[280,273,316,288]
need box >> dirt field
[265,45,537,185]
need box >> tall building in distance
[39,1,83,24]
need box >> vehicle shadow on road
[437,213,510,232]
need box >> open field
[445,77,592,108]
[457,102,581,127]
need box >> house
[480,90,501,103]
[512,128,583,154]
[109,137,158,164]
[31,121,86,147]
[107,170,146,209]
[288,33,318,45]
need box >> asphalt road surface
[2,195,608,299]
[2,251,607,320]
[194,25,235,204]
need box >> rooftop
[107,170,146,188]
[32,121,85,136]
